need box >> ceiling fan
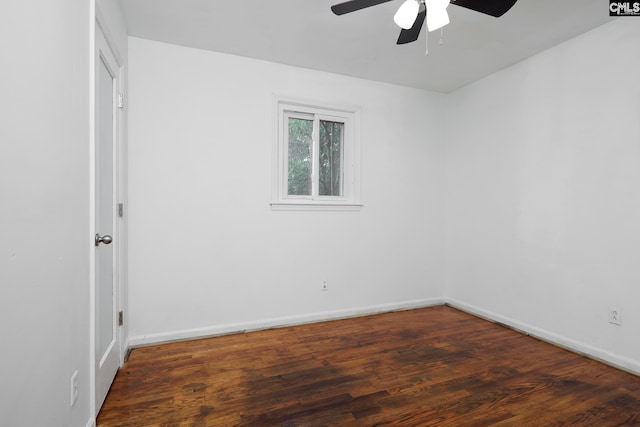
[331,0,518,45]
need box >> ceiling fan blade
[331,0,395,15]
[451,0,518,17]
[396,9,426,44]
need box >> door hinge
[118,311,123,326]
[117,93,124,109]
[118,203,124,218]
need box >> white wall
[127,37,446,344]
[0,1,92,426]
[445,19,640,373]
[97,0,128,60]
[128,17,639,375]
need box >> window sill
[270,202,363,212]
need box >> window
[272,97,362,210]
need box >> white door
[95,25,120,413]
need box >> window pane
[318,120,344,196]
[287,117,313,196]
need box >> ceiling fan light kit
[331,0,519,46]
[425,0,450,32]
[393,0,420,29]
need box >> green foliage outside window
[287,116,344,197]
[287,118,313,196]
[318,120,343,196]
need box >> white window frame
[271,96,362,211]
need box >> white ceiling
[118,0,615,93]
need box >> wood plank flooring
[97,306,640,426]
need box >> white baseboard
[446,297,640,376]
[86,418,96,427]
[120,335,130,364]
[128,297,445,348]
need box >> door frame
[90,7,127,418]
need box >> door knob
[95,233,113,246]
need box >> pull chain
[425,26,429,55]
[426,27,445,55]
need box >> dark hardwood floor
[97,305,640,426]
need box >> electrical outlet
[70,370,79,406]
[321,280,328,291]
[609,307,621,325]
